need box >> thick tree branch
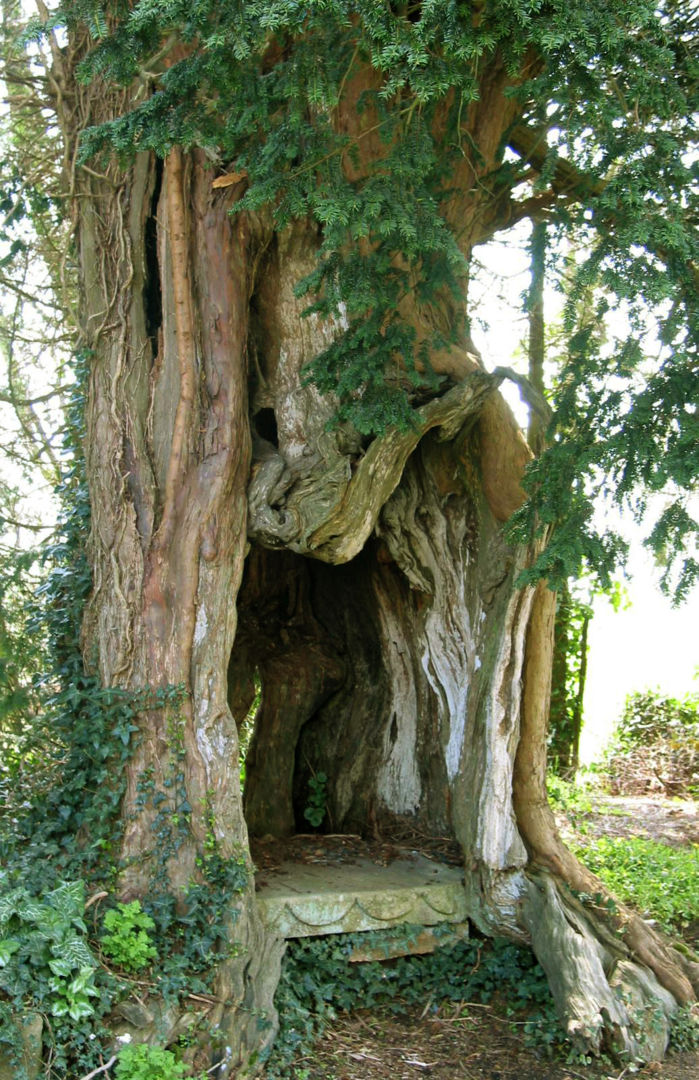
[507,123,605,200]
[490,366,552,424]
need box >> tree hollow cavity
[229,430,512,853]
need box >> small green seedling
[303,773,328,828]
[100,900,157,972]
[114,1043,188,1080]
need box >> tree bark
[67,97,287,1062]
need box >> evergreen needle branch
[509,123,699,292]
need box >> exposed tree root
[522,869,679,1062]
[515,584,696,1063]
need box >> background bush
[603,689,698,797]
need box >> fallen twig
[78,1054,117,1080]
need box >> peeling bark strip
[159,146,196,547]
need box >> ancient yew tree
[9,0,698,1074]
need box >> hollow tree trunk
[58,41,696,1079]
[233,223,697,1065]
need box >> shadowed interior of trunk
[228,429,491,846]
[230,537,460,843]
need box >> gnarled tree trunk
[56,34,697,1078]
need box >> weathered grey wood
[248,372,497,563]
[522,871,677,1062]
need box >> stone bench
[255,853,469,955]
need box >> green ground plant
[0,879,98,1023]
[669,1005,699,1052]
[303,773,328,829]
[265,930,561,1077]
[575,835,698,935]
[100,901,158,973]
[114,1041,201,1080]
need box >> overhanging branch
[506,123,699,294]
[507,123,605,201]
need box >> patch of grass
[576,835,699,933]
[546,774,597,834]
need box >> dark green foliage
[48,0,698,594]
[669,1005,699,1053]
[603,688,699,798]
[303,772,328,829]
[266,930,559,1076]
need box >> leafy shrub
[114,1042,188,1080]
[576,835,698,933]
[100,901,157,973]
[603,689,698,797]
[0,878,99,1021]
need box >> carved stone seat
[255,853,469,950]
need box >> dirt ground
[556,794,699,849]
[265,795,699,1080]
[299,1001,699,1080]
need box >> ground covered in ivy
[265,794,698,1080]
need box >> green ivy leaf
[0,938,20,967]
